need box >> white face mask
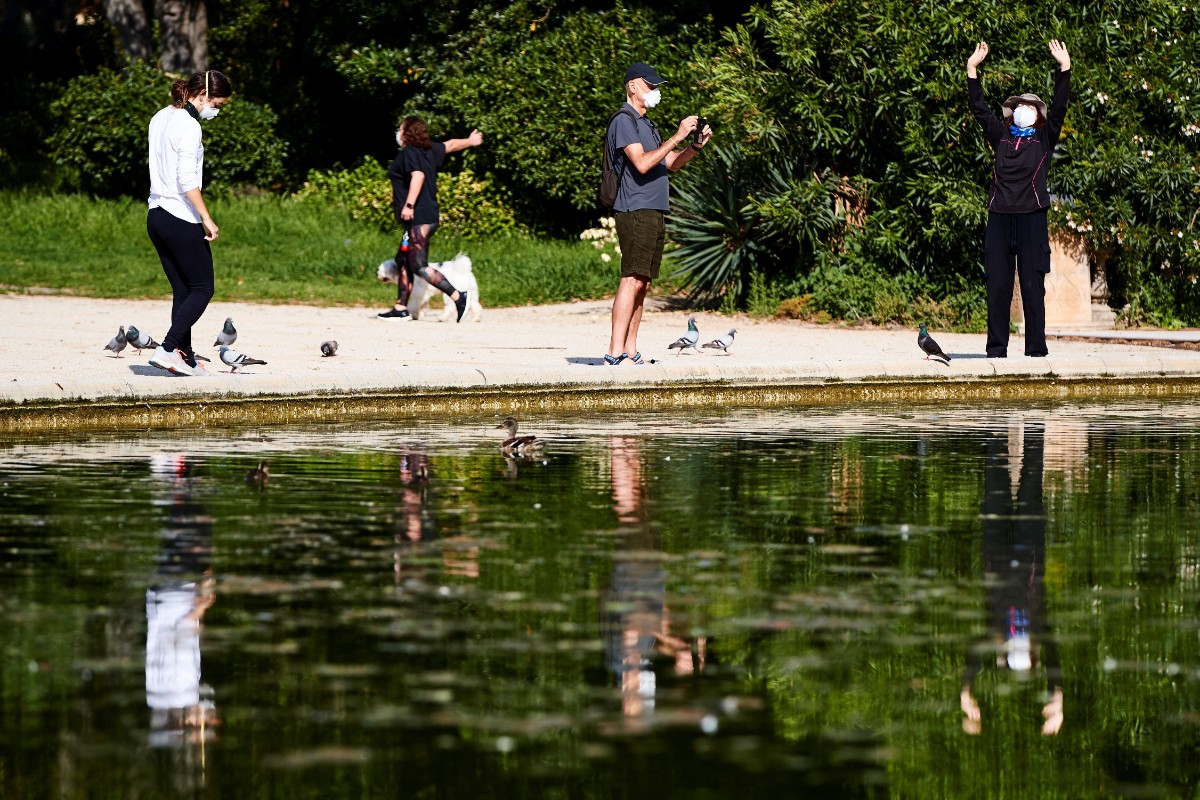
[1012,105,1037,128]
[396,129,404,147]
[642,88,661,108]
[199,105,220,120]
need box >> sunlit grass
[0,192,643,307]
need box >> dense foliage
[431,4,715,233]
[4,0,1199,324]
[46,61,287,196]
[294,160,528,238]
[672,0,1200,323]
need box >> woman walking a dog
[378,116,483,321]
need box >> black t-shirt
[388,141,447,225]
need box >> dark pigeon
[918,323,951,363]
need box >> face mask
[642,88,661,108]
[396,129,404,147]
[199,105,220,120]
[1012,106,1037,128]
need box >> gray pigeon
[701,328,737,354]
[668,317,700,354]
[320,340,338,357]
[218,345,267,373]
[918,323,951,363]
[213,317,237,347]
[104,325,127,357]
[126,324,160,354]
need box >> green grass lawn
[0,192,650,307]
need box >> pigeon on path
[494,417,542,455]
[213,317,237,347]
[320,340,338,357]
[104,326,127,357]
[218,345,267,373]
[668,317,700,354]
[918,323,951,363]
[126,324,160,354]
[702,329,737,354]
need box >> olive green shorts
[615,209,666,280]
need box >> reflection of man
[961,423,1064,736]
[601,437,707,717]
[146,454,219,748]
[393,451,478,582]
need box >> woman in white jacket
[146,70,231,377]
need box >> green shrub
[294,158,526,239]
[46,61,287,197]
[0,190,615,307]
[694,0,1200,324]
[433,4,715,233]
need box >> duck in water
[494,417,542,455]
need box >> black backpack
[598,108,638,210]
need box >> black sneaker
[454,292,469,323]
[378,308,411,319]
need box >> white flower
[600,253,611,262]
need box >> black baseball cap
[625,62,667,86]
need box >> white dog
[376,253,483,322]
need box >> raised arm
[444,129,483,154]
[966,41,1004,147]
[1045,40,1072,143]
[966,41,988,80]
[623,116,699,174]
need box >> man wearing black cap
[603,61,712,366]
[966,40,1072,359]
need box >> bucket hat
[1002,93,1048,122]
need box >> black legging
[983,210,1049,357]
[395,221,456,304]
[147,207,214,363]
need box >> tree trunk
[103,0,152,62]
[155,0,207,74]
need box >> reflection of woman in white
[145,454,218,745]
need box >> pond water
[3,402,1200,798]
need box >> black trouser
[147,207,214,362]
[984,210,1049,357]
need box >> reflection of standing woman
[967,41,1071,359]
[378,116,482,321]
[146,70,232,376]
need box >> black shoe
[986,353,1007,358]
[378,308,411,319]
[454,292,469,323]
[1026,352,1048,357]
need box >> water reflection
[393,449,479,583]
[144,454,219,773]
[602,437,708,721]
[961,421,1064,736]
[9,405,1200,796]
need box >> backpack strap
[604,107,640,186]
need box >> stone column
[1011,232,1102,331]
